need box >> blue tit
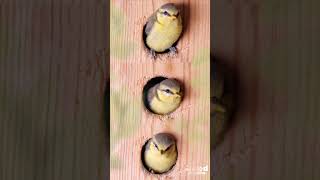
[144,3,183,57]
[147,78,183,115]
[143,133,178,174]
[212,61,234,147]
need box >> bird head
[150,133,176,155]
[156,79,182,104]
[156,3,181,25]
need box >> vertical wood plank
[213,0,320,179]
[110,0,210,179]
[0,2,108,180]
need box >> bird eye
[164,144,173,151]
[154,143,159,150]
[164,89,171,94]
[163,11,170,16]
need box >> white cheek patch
[164,92,171,96]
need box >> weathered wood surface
[0,2,108,180]
[110,0,210,179]
[212,0,320,179]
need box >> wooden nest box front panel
[110,0,210,179]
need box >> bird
[147,78,183,115]
[211,61,234,147]
[144,3,183,58]
[143,133,178,174]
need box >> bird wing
[145,12,157,35]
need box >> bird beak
[170,16,177,20]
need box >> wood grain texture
[0,2,108,180]
[110,0,210,179]
[2,0,319,180]
[212,0,320,179]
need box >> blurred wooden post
[110,0,210,179]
